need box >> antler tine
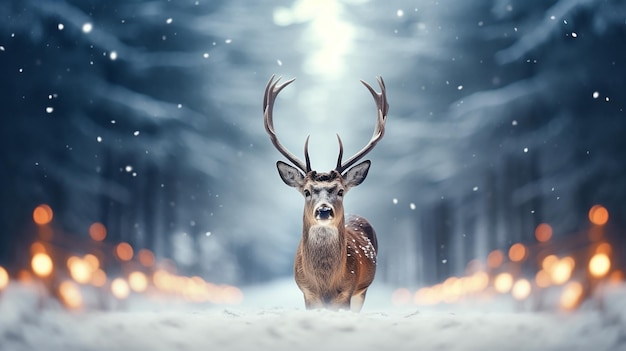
[335,76,388,174]
[263,75,310,173]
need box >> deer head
[263,75,388,225]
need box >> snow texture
[1,280,625,351]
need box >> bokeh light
[511,279,531,300]
[494,272,513,293]
[487,250,504,268]
[67,256,93,284]
[31,252,53,278]
[33,204,53,225]
[115,242,134,261]
[588,253,611,278]
[89,222,107,241]
[0,266,8,290]
[508,243,527,262]
[534,223,553,242]
[588,205,609,226]
[91,268,108,287]
[535,269,551,288]
[549,257,574,285]
[560,281,583,310]
[128,271,148,293]
[138,249,155,267]
[111,278,130,299]
[58,280,83,309]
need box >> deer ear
[343,160,371,189]
[276,161,305,188]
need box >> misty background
[1,0,624,288]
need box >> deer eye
[337,189,344,197]
[304,189,311,198]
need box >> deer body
[263,76,388,312]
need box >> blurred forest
[0,0,624,287]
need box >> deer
[263,75,388,312]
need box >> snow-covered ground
[1,279,625,351]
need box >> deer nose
[315,205,334,220]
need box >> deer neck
[301,217,347,278]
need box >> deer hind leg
[350,289,367,313]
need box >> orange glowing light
[33,204,53,225]
[30,242,47,255]
[111,278,130,299]
[91,269,107,287]
[550,257,574,285]
[128,271,148,293]
[0,266,8,290]
[67,257,92,284]
[535,269,551,288]
[542,255,558,271]
[89,222,107,241]
[560,281,583,310]
[31,252,53,278]
[138,249,155,267]
[595,242,612,255]
[508,243,527,262]
[609,270,623,284]
[487,250,504,268]
[588,205,609,226]
[588,253,611,278]
[391,288,412,306]
[115,242,134,261]
[58,280,83,309]
[494,272,513,293]
[83,254,100,271]
[512,279,531,301]
[535,223,553,242]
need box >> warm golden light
[535,223,553,242]
[588,253,611,278]
[595,242,612,255]
[89,222,107,241]
[0,266,9,290]
[542,254,558,271]
[33,204,53,225]
[468,271,489,292]
[31,252,53,278]
[91,268,108,287]
[588,205,609,226]
[58,280,83,309]
[494,272,513,293]
[111,278,130,299]
[115,242,134,261]
[487,250,504,268]
[511,279,531,300]
[83,254,100,271]
[30,242,47,255]
[535,269,551,288]
[391,288,411,306]
[67,257,92,284]
[508,243,527,262]
[414,287,439,305]
[138,249,155,267]
[609,270,623,284]
[128,271,148,293]
[560,281,583,310]
[550,257,574,285]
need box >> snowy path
[1,281,625,351]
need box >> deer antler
[263,75,311,173]
[335,76,389,174]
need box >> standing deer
[263,75,388,312]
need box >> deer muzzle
[315,204,335,221]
